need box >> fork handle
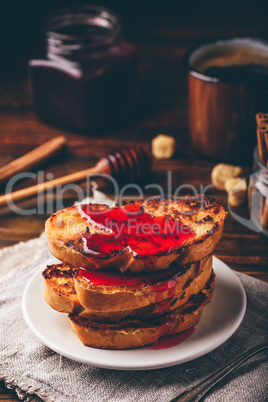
[170,342,268,402]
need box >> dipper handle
[0,136,67,186]
[0,146,150,207]
[0,166,98,207]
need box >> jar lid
[45,5,122,57]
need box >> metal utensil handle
[170,342,268,402]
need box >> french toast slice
[74,255,212,312]
[45,195,227,273]
[69,273,215,349]
[42,256,212,322]
[43,264,82,314]
[77,266,213,322]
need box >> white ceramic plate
[22,257,246,370]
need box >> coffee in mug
[185,38,268,162]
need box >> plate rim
[22,256,247,370]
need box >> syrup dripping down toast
[68,274,215,349]
[42,256,212,321]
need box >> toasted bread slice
[42,256,212,322]
[43,264,82,314]
[69,273,215,349]
[77,265,213,322]
[74,255,212,312]
[45,195,227,273]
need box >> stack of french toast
[43,195,227,349]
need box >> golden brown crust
[80,262,212,321]
[74,255,212,313]
[69,274,215,349]
[42,264,82,314]
[45,195,227,273]
[42,256,212,321]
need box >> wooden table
[1,5,268,401]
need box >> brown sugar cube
[225,177,247,207]
[152,134,176,160]
[211,163,244,190]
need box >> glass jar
[248,147,268,235]
[29,5,138,131]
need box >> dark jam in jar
[28,6,138,131]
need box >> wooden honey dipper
[0,146,150,207]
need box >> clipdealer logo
[3,170,213,216]
[3,169,267,236]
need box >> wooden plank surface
[1,4,268,401]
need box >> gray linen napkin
[0,193,268,402]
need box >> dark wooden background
[1,1,268,400]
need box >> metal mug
[185,37,268,162]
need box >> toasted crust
[79,263,213,322]
[74,255,212,313]
[69,274,215,349]
[45,195,227,273]
[42,256,212,321]
[42,264,82,314]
